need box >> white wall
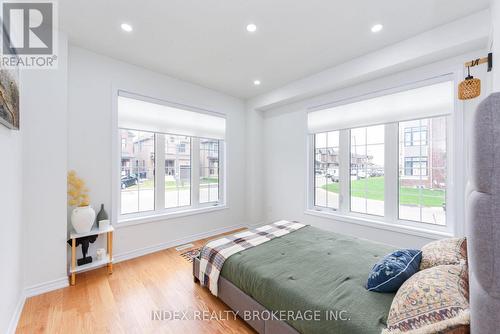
[0,122,23,333]
[492,0,500,91]
[261,51,491,248]
[1,32,69,334]
[67,46,247,259]
[21,35,69,288]
[245,105,265,224]
[0,7,23,334]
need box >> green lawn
[200,177,219,184]
[321,177,445,207]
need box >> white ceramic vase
[71,206,96,234]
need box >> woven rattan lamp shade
[458,77,481,100]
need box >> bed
[193,93,500,334]
[194,225,396,334]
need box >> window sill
[304,209,453,240]
[117,205,228,228]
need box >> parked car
[121,175,138,189]
[330,175,339,182]
[369,169,384,177]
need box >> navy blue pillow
[366,249,422,293]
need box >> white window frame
[312,131,341,211]
[111,89,227,226]
[306,75,463,239]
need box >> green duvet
[220,225,396,334]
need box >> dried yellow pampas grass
[67,170,90,207]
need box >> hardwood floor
[17,229,256,334]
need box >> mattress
[219,225,396,334]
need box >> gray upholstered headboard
[467,92,500,334]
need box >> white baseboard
[7,293,26,334]
[24,276,69,298]
[114,223,247,263]
[6,277,68,333]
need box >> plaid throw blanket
[198,220,306,296]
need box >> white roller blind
[118,94,226,140]
[308,81,454,133]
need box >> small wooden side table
[69,225,114,285]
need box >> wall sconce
[458,53,493,100]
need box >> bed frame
[192,93,500,334]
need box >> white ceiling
[59,0,490,99]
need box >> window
[117,93,226,220]
[120,130,155,215]
[307,80,454,231]
[177,143,186,153]
[165,135,191,208]
[200,138,220,203]
[350,125,384,216]
[314,131,339,210]
[399,117,446,225]
[404,126,428,146]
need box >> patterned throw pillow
[383,264,470,334]
[420,238,467,270]
[366,249,422,293]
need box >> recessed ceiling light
[371,24,383,33]
[121,23,133,32]
[253,80,261,86]
[246,23,257,33]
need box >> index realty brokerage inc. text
[152,309,351,322]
